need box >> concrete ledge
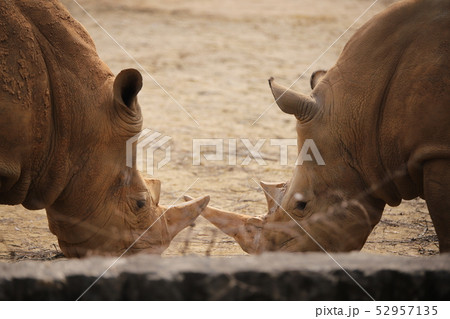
[0,253,449,300]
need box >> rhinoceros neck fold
[46,198,115,248]
[11,0,115,209]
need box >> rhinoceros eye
[295,201,307,210]
[136,199,146,209]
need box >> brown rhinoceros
[196,0,450,253]
[0,0,209,257]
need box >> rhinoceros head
[44,69,209,257]
[195,74,385,254]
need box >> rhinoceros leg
[424,159,450,253]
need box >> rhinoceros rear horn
[260,181,286,213]
[268,77,318,122]
[113,68,143,111]
[145,178,161,205]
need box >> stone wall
[0,253,449,300]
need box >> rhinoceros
[0,0,209,257]
[196,0,450,253]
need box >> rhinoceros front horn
[268,77,318,122]
[184,195,264,254]
[163,195,210,241]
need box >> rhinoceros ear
[310,70,327,89]
[113,68,143,112]
[268,77,318,122]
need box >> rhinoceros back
[325,0,450,204]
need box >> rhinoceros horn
[268,77,318,122]
[184,195,264,254]
[144,179,209,240]
[145,178,161,205]
[260,181,286,214]
[164,196,210,240]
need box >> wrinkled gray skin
[0,0,209,257]
[195,0,450,254]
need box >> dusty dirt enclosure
[0,0,439,261]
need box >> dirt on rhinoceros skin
[0,0,439,261]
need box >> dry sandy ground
[0,0,439,261]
